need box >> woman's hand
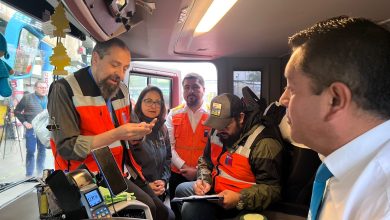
[149,180,166,196]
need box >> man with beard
[165,73,210,218]
[175,93,283,220]
[48,38,171,220]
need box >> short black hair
[93,38,130,59]
[289,16,390,118]
[182,72,205,88]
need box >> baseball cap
[204,93,244,130]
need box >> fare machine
[44,146,152,219]
[68,169,111,218]
[80,184,110,218]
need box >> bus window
[233,70,262,98]
[134,61,218,110]
[150,77,172,109]
[128,73,174,109]
[128,74,148,104]
[14,28,40,76]
[0,1,95,182]
[128,62,181,109]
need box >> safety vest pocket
[172,117,183,138]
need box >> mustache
[98,74,121,100]
[187,94,198,101]
[109,74,121,83]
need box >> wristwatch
[236,194,245,210]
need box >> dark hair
[93,38,130,59]
[182,72,205,88]
[134,85,167,122]
[289,16,390,118]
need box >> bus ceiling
[2,0,390,61]
[58,0,390,61]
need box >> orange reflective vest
[212,125,265,193]
[171,106,210,173]
[50,71,136,174]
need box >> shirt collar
[324,120,390,179]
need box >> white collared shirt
[319,120,390,220]
[166,102,209,169]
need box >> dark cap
[204,93,244,130]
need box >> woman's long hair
[134,85,167,124]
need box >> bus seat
[253,103,322,218]
[265,115,322,218]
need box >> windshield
[0,2,95,185]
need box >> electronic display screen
[92,146,128,196]
[84,189,103,208]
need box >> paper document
[171,194,223,203]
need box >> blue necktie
[309,163,333,220]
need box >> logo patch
[211,102,222,117]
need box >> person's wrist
[236,193,245,210]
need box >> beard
[217,125,242,147]
[186,94,199,107]
[98,74,121,100]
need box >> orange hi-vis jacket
[50,69,142,175]
[211,125,265,193]
[170,105,210,173]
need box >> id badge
[225,153,233,166]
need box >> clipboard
[171,195,223,203]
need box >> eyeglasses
[143,98,162,107]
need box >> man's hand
[180,164,197,180]
[117,119,157,141]
[149,180,166,196]
[218,190,241,209]
[23,122,33,129]
[193,179,211,195]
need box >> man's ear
[325,82,352,120]
[91,51,99,66]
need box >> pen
[200,172,205,195]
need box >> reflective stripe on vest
[51,74,128,173]
[214,125,265,193]
[171,108,210,173]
